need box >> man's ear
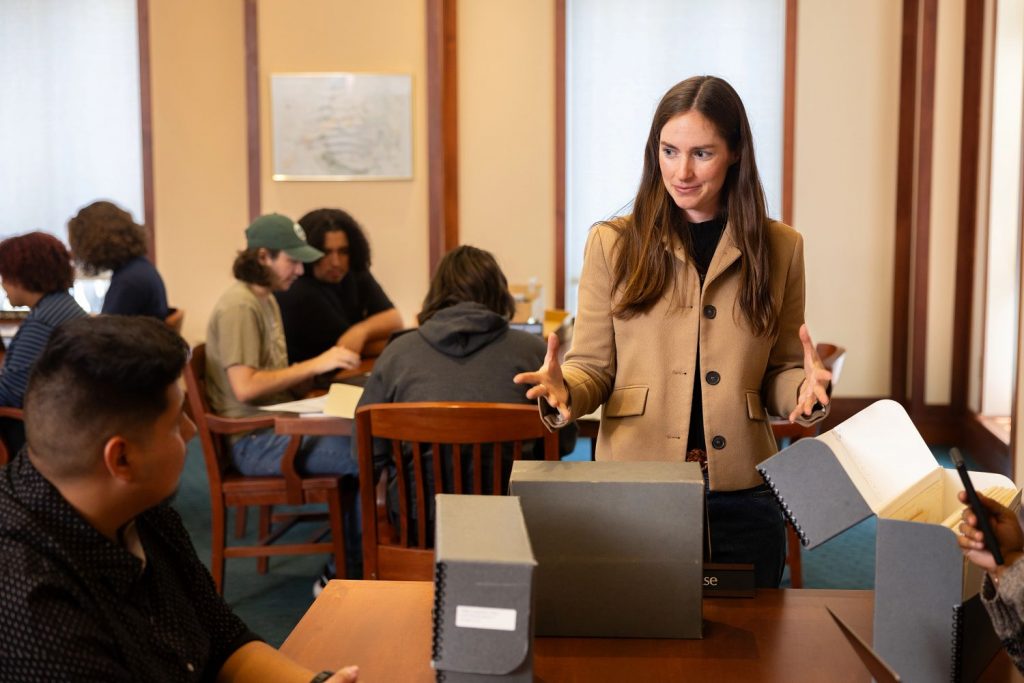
[256,247,270,265]
[101,435,136,483]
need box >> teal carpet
[172,439,974,646]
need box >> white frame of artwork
[270,72,413,181]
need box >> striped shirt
[0,292,87,407]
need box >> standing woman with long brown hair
[515,76,832,587]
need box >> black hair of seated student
[417,245,517,325]
[231,248,280,288]
[25,316,188,477]
[298,208,372,273]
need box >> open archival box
[758,400,1020,682]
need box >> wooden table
[280,580,1022,682]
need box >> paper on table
[324,382,364,419]
[258,395,328,414]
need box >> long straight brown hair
[608,76,777,337]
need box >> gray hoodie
[358,301,552,405]
[356,301,576,533]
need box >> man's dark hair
[298,208,372,272]
[232,248,279,286]
[418,245,516,325]
[25,316,189,477]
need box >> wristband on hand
[310,672,333,683]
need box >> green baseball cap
[245,213,324,263]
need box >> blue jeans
[231,429,362,577]
[231,430,358,477]
[706,483,787,588]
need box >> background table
[280,580,1022,682]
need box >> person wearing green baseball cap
[202,214,363,575]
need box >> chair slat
[431,442,443,501]
[472,443,483,494]
[392,439,409,548]
[411,442,428,549]
[492,441,503,495]
[453,443,463,494]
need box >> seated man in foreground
[0,316,357,682]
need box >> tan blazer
[559,219,825,491]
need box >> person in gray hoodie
[312,246,577,591]
[356,245,576,533]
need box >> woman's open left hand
[787,324,832,423]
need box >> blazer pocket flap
[605,386,649,418]
[746,391,768,421]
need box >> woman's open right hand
[513,333,571,420]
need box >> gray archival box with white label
[432,494,536,682]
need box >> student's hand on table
[788,324,832,423]
[325,666,359,682]
[313,345,361,374]
[513,333,570,420]
[957,491,1024,576]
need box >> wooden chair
[183,343,351,593]
[770,342,846,588]
[164,307,185,334]
[354,402,561,581]
[0,406,24,464]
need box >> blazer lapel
[703,221,741,288]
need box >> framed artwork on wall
[270,72,413,181]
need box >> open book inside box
[758,400,1020,682]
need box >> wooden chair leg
[256,506,272,574]
[234,506,247,538]
[328,487,347,580]
[786,524,803,588]
[211,498,227,594]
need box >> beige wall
[793,0,901,398]
[458,0,556,307]
[149,1,249,344]
[256,0,429,327]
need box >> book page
[816,400,937,512]
[258,395,328,414]
[324,383,364,419]
[877,469,943,522]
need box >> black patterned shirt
[0,451,260,682]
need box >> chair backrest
[816,342,846,386]
[182,344,229,491]
[165,307,185,334]
[355,402,559,575]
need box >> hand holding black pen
[952,448,1006,567]
[954,449,1024,582]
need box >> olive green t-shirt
[205,281,293,419]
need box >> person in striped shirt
[0,232,88,452]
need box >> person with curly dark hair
[0,231,88,455]
[274,208,401,363]
[67,200,170,319]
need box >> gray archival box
[432,494,536,682]
[509,460,704,638]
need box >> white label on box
[455,605,517,631]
